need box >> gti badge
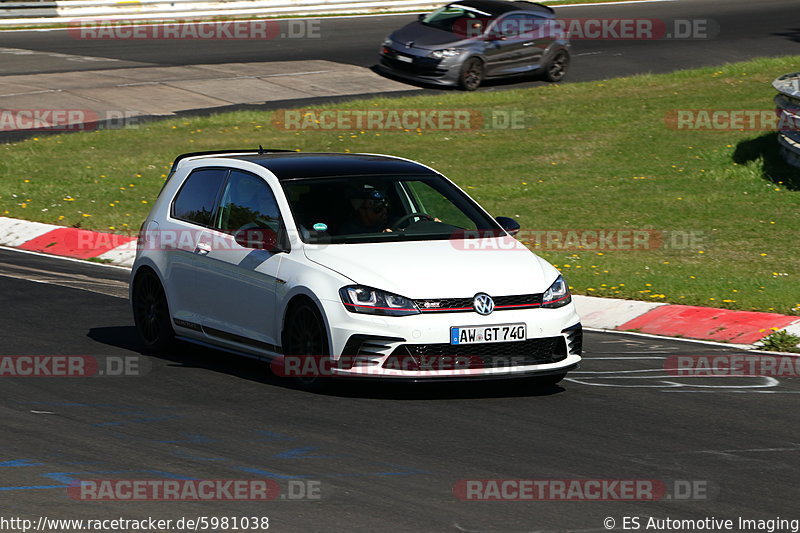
[473,293,494,315]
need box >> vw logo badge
[473,293,494,315]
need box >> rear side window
[172,168,227,226]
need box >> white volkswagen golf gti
[130,149,582,384]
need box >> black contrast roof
[447,0,554,16]
[230,152,437,180]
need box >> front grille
[415,293,544,313]
[381,54,446,77]
[385,336,566,370]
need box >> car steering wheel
[391,212,434,231]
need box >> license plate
[396,54,413,63]
[450,323,527,345]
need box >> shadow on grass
[732,132,800,190]
[87,325,566,400]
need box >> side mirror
[495,216,521,236]
[235,228,280,251]
[418,13,425,20]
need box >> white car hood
[303,237,559,298]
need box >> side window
[493,14,535,39]
[216,170,283,234]
[172,168,227,227]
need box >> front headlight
[339,285,420,316]
[542,275,571,308]
[428,48,463,59]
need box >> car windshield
[281,174,500,244]
[420,4,494,35]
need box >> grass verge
[1,55,799,314]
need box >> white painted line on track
[0,0,678,33]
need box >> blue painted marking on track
[273,447,336,459]
[43,469,196,484]
[0,459,44,467]
[0,469,198,492]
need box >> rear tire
[458,58,485,91]
[541,49,570,82]
[131,269,174,353]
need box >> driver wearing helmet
[341,186,394,234]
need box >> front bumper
[315,298,582,380]
[377,47,463,87]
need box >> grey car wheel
[132,269,175,353]
[283,301,330,390]
[458,58,484,91]
[542,49,570,82]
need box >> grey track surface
[0,0,798,83]
[1,247,798,531]
[0,0,798,141]
[1,0,800,529]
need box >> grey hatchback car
[379,0,570,90]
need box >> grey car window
[216,170,283,234]
[172,168,227,227]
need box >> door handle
[195,242,212,255]
[522,42,535,46]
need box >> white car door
[192,169,286,352]
[164,167,228,326]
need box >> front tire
[131,269,174,353]
[458,58,484,91]
[283,301,330,390]
[541,49,570,82]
